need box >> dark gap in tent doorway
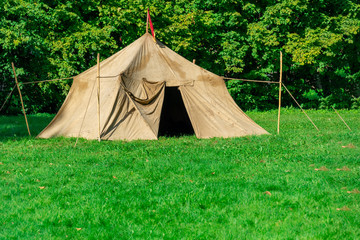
[158,87,194,137]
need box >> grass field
[1,109,359,239]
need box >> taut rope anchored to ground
[281,83,319,131]
[222,77,279,84]
[20,77,74,85]
[223,74,321,132]
[0,83,16,113]
[331,106,352,131]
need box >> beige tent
[38,33,268,140]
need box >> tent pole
[146,10,149,33]
[97,53,101,142]
[277,51,283,134]
[11,62,31,136]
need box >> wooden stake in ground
[277,51,283,134]
[97,53,101,142]
[11,62,31,136]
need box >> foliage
[1,110,360,238]
[226,80,278,111]
[0,0,118,114]
[301,89,321,109]
[351,97,360,109]
[0,0,359,114]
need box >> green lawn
[1,109,359,239]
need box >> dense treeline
[1,0,359,114]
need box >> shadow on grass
[0,114,54,142]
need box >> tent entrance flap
[158,87,194,137]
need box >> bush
[351,97,360,109]
[301,89,320,109]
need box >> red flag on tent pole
[147,8,156,41]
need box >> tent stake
[277,51,283,134]
[331,106,352,131]
[97,53,101,142]
[11,63,31,136]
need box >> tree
[1,0,359,114]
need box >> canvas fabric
[38,33,268,140]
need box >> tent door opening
[158,87,194,137]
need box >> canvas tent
[38,33,268,140]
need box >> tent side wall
[179,73,268,138]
